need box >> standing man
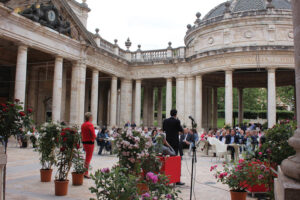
[163,109,184,185]
[81,112,96,179]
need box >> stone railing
[96,37,185,63]
[100,38,115,53]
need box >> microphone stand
[189,118,197,200]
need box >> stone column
[91,69,99,125]
[110,76,118,127]
[176,76,185,123]
[14,45,28,104]
[70,61,86,125]
[166,78,173,118]
[143,86,149,127]
[148,87,154,126]
[213,87,218,129]
[280,0,300,183]
[52,56,63,123]
[135,79,142,126]
[27,68,38,111]
[157,87,163,127]
[225,70,233,126]
[268,68,276,128]
[195,75,203,131]
[186,76,195,127]
[61,67,67,122]
[202,87,208,129]
[238,88,244,126]
[207,87,213,128]
[120,79,133,126]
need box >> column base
[275,167,300,200]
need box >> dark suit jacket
[225,135,239,144]
[163,117,183,148]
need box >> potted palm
[72,146,87,186]
[36,122,60,182]
[55,127,80,196]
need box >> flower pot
[230,191,247,200]
[137,183,149,195]
[54,180,69,196]
[40,169,53,182]
[72,172,84,186]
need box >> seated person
[97,128,111,155]
[186,129,199,154]
[219,130,228,144]
[154,133,176,156]
[225,129,240,160]
[179,128,190,156]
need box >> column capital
[18,45,28,52]
[225,69,234,74]
[196,74,203,79]
[55,56,63,62]
[187,76,195,80]
[176,76,185,81]
[92,69,99,74]
[111,76,118,81]
[165,76,173,80]
[135,79,142,83]
[267,67,277,72]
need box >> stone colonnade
[13,45,278,129]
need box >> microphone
[189,116,195,121]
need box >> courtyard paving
[5,143,257,200]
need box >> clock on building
[46,10,57,23]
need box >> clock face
[47,10,56,22]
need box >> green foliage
[55,127,81,181]
[89,167,140,200]
[36,122,61,170]
[277,86,295,108]
[72,148,87,174]
[217,109,294,120]
[0,99,34,150]
[211,159,272,192]
[252,120,296,166]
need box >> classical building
[0,0,295,130]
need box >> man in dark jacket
[163,109,184,186]
[225,129,240,160]
[163,109,183,155]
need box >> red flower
[63,137,67,142]
[19,111,25,117]
[15,99,20,103]
[9,104,15,107]
[1,103,7,108]
[60,147,65,152]
[27,108,33,113]
[76,144,80,149]
[60,132,66,136]
[2,108,7,112]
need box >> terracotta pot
[55,180,69,196]
[230,191,247,200]
[72,172,84,186]
[137,183,149,195]
[40,169,53,182]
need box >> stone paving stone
[6,147,258,200]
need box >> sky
[83,0,225,50]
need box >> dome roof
[203,0,291,20]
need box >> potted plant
[55,127,80,196]
[36,122,60,182]
[211,159,268,200]
[71,145,86,186]
[0,100,33,198]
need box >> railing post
[114,39,119,55]
[136,45,142,61]
[167,42,173,59]
[94,28,101,47]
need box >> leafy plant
[249,120,296,166]
[0,99,33,151]
[113,130,152,173]
[72,147,87,174]
[55,127,80,181]
[89,166,140,200]
[211,159,270,192]
[36,122,61,170]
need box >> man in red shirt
[81,112,96,179]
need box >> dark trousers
[179,142,189,157]
[98,141,111,155]
[227,146,235,160]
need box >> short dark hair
[170,109,177,117]
[84,112,92,122]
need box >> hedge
[217,109,294,120]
